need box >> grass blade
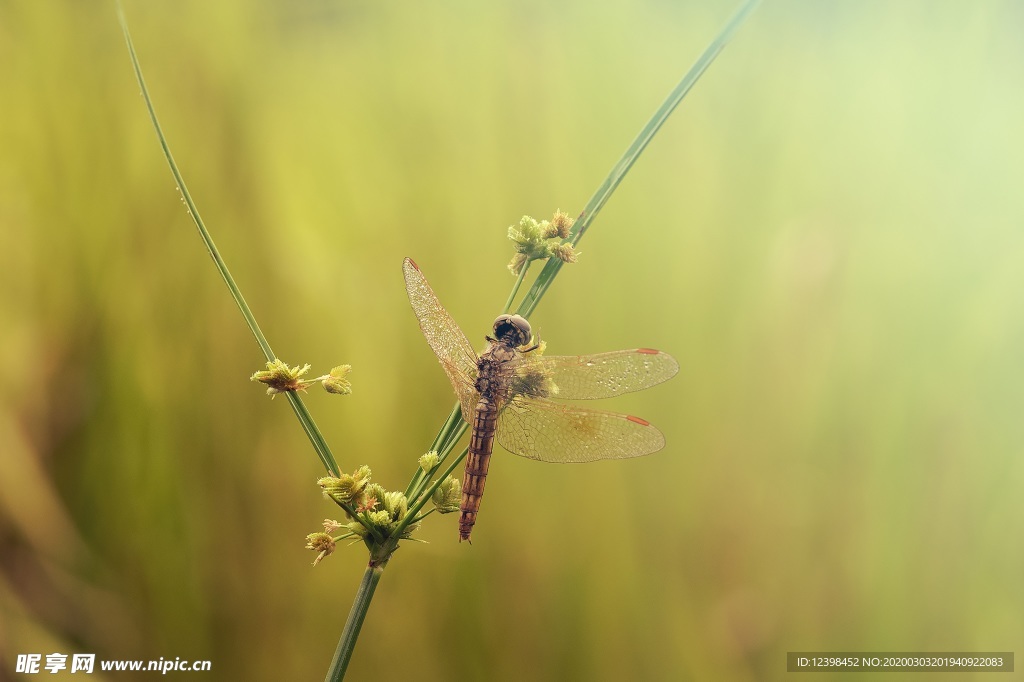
[516,0,761,319]
[117,5,341,476]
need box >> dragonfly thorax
[492,314,531,348]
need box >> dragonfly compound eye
[493,314,532,347]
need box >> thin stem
[411,508,436,524]
[437,422,468,461]
[397,447,469,537]
[515,0,761,320]
[502,263,530,314]
[118,6,272,360]
[335,503,385,545]
[286,392,340,477]
[405,402,462,497]
[117,4,341,477]
[325,563,385,682]
[409,421,468,506]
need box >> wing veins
[496,396,666,463]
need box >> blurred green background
[2,0,1023,679]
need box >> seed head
[419,451,440,472]
[550,209,574,239]
[349,486,421,540]
[305,532,336,566]
[508,252,529,275]
[363,483,387,508]
[319,465,372,507]
[322,365,353,395]
[250,359,314,396]
[432,476,462,514]
[322,519,345,533]
[506,212,579,275]
[554,242,578,264]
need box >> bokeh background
[2,1,1023,679]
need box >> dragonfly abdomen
[460,397,499,542]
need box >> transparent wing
[523,348,679,400]
[496,396,667,463]
[403,257,478,420]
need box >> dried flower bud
[305,532,336,566]
[550,209,574,239]
[322,519,345,533]
[554,242,578,264]
[356,496,378,514]
[508,252,529,275]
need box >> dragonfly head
[493,314,532,348]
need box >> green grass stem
[503,263,530,313]
[325,563,385,682]
[516,0,761,320]
[117,4,341,477]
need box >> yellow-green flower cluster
[318,465,372,506]
[250,359,314,396]
[251,360,354,397]
[507,210,578,275]
[310,467,423,564]
[348,483,420,540]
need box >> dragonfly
[403,257,679,542]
